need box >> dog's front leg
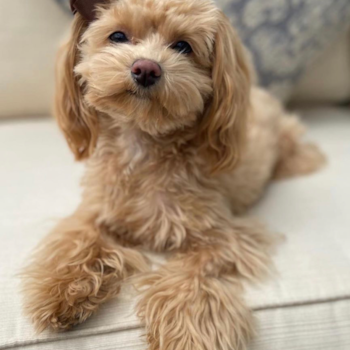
[21,210,148,332]
[136,218,276,350]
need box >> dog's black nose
[131,60,162,87]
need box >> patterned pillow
[55,0,350,101]
[217,0,350,101]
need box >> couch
[1,1,350,349]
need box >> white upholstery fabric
[0,1,71,118]
[0,107,350,349]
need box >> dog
[21,0,324,348]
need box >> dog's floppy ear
[200,11,251,173]
[54,14,98,160]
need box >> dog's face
[56,0,251,172]
[76,0,216,135]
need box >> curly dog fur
[21,0,324,348]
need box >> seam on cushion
[253,294,350,312]
[2,325,142,350]
[4,296,350,349]
[0,114,51,122]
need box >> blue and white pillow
[217,0,350,100]
[55,0,350,101]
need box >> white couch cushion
[0,1,71,118]
[0,107,350,349]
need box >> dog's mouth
[126,89,152,100]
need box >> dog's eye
[172,41,193,54]
[109,31,129,43]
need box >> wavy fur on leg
[138,271,252,350]
[136,219,277,350]
[21,214,148,332]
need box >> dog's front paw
[22,268,121,332]
[21,223,150,332]
[136,268,253,350]
[21,242,132,332]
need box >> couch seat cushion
[0,107,350,349]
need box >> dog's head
[56,0,251,172]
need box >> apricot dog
[22,0,323,349]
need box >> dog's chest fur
[85,127,225,251]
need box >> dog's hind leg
[273,115,326,179]
[21,210,148,332]
[136,218,277,350]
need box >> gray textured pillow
[55,0,350,101]
[217,0,350,101]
